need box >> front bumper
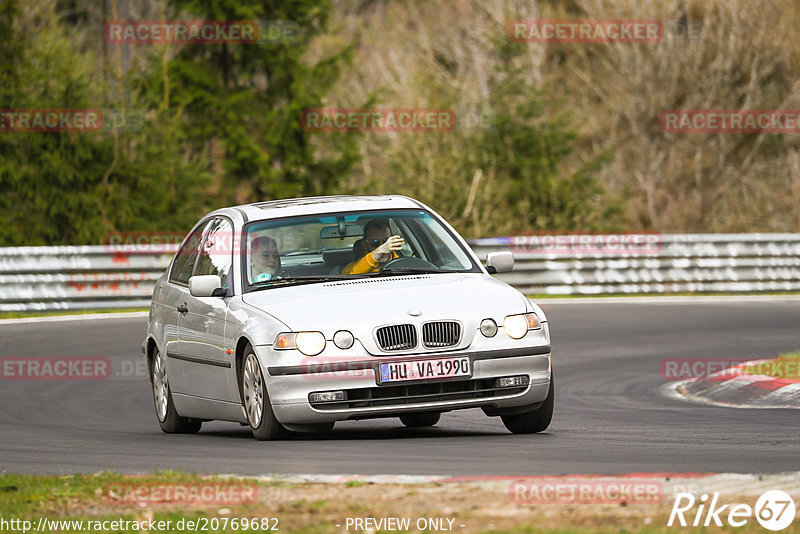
[261,345,551,424]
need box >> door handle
[177,303,188,314]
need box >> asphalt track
[1,299,798,476]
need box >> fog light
[496,376,529,388]
[480,318,498,338]
[309,391,345,403]
[333,330,354,349]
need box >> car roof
[212,195,429,223]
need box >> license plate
[378,357,470,384]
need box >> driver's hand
[372,235,405,264]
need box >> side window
[193,217,234,289]
[391,218,417,257]
[169,221,209,285]
[417,217,472,269]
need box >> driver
[341,219,404,275]
[250,236,281,282]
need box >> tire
[399,412,440,428]
[242,347,287,441]
[501,375,554,434]
[151,347,202,434]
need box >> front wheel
[501,375,554,434]
[151,348,201,434]
[399,412,440,427]
[242,348,287,441]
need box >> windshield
[242,209,479,290]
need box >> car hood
[241,273,532,354]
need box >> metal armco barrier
[1,234,799,311]
[0,246,176,312]
[472,233,800,295]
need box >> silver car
[142,195,553,440]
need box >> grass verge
[0,472,796,533]
[0,308,148,320]
[526,292,800,299]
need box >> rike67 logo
[669,490,796,531]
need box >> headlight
[296,332,326,356]
[503,313,541,339]
[274,331,326,356]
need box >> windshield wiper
[250,274,370,289]
[373,267,451,276]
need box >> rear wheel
[399,412,440,427]
[242,348,287,441]
[152,348,201,434]
[501,375,554,434]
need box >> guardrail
[472,233,800,295]
[0,246,175,312]
[1,234,798,311]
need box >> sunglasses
[367,238,389,248]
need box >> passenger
[250,236,281,282]
[342,219,404,275]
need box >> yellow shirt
[341,252,398,275]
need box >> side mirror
[189,275,224,297]
[486,251,514,274]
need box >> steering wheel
[380,256,438,271]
